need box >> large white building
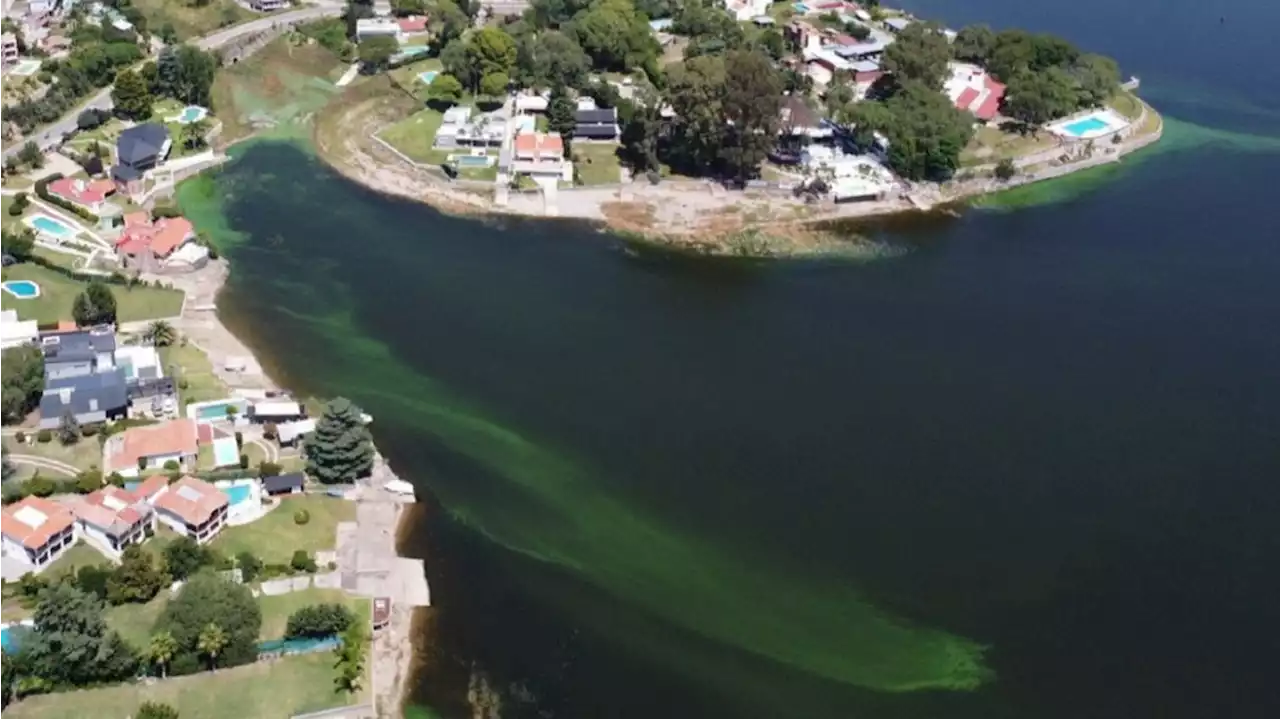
[72,485,156,559]
[1,496,77,575]
[1,310,38,349]
[150,476,229,544]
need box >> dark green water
[179,1,1280,716]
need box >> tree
[333,620,368,694]
[881,22,951,90]
[1070,53,1120,108]
[18,141,43,168]
[718,49,783,184]
[391,0,427,14]
[71,280,118,327]
[21,582,138,687]
[863,80,975,181]
[2,344,44,423]
[235,551,263,583]
[430,0,470,47]
[2,447,15,485]
[107,545,166,604]
[156,572,261,671]
[568,0,658,72]
[358,35,399,72]
[158,20,179,45]
[953,24,996,65]
[665,53,727,174]
[146,320,177,347]
[153,45,219,106]
[76,108,108,130]
[516,29,590,89]
[76,467,104,494]
[1,226,35,260]
[196,622,227,670]
[291,549,318,573]
[137,702,180,719]
[55,411,80,447]
[74,562,113,599]
[285,603,355,639]
[1004,65,1078,125]
[147,631,179,679]
[163,536,211,581]
[304,397,375,484]
[619,89,662,173]
[427,73,464,106]
[994,157,1017,180]
[181,118,210,151]
[464,27,517,91]
[479,71,509,98]
[546,85,576,158]
[111,68,154,120]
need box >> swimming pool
[212,436,240,467]
[418,70,438,84]
[1048,109,1130,140]
[26,213,74,237]
[222,484,252,505]
[1,280,41,299]
[450,154,495,168]
[10,59,41,76]
[187,398,248,422]
[176,105,209,124]
[1,620,34,654]
[1062,117,1110,136]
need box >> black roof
[127,376,176,400]
[40,327,116,365]
[261,472,305,493]
[116,123,169,166]
[575,108,617,124]
[41,368,129,419]
[111,164,142,182]
[574,125,619,139]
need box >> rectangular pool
[222,484,252,506]
[27,214,73,237]
[1062,117,1111,137]
[418,70,438,84]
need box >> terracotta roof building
[1,496,77,572]
[104,418,200,477]
[73,486,154,558]
[47,177,116,214]
[150,476,229,543]
[115,216,195,261]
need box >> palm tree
[182,118,211,152]
[197,622,226,671]
[146,320,177,348]
[148,630,178,679]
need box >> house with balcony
[111,123,171,198]
[1,497,77,575]
[149,476,228,543]
[2,33,19,67]
[104,417,199,477]
[509,132,573,181]
[72,486,154,559]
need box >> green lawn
[32,246,88,271]
[388,57,444,99]
[959,124,1058,167]
[211,495,356,565]
[2,435,103,473]
[572,142,623,185]
[132,0,256,41]
[161,341,230,409]
[4,651,366,719]
[105,593,169,650]
[0,263,184,325]
[1109,90,1144,120]
[379,107,450,165]
[45,541,112,579]
[258,588,370,641]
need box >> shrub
[258,461,282,477]
[236,551,263,583]
[290,550,317,573]
[14,431,25,443]
[994,158,1017,181]
[107,471,126,487]
[163,536,212,581]
[284,603,354,639]
[35,429,52,443]
[137,702,180,719]
[162,459,180,471]
[293,508,310,525]
[234,431,243,448]
[79,423,101,437]
[155,573,262,672]
[238,453,249,469]
[263,422,278,440]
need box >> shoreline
[306,78,1164,258]
[146,259,422,717]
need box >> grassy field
[959,124,1059,167]
[133,0,255,41]
[379,107,450,165]
[2,435,103,472]
[106,592,168,650]
[4,651,365,719]
[161,340,230,409]
[1110,90,1144,120]
[211,495,355,565]
[572,142,623,185]
[32,246,88,271]
[46,541,111,578]
[0,263,184,325]
[388,57,444,100]
[258,588,370,641]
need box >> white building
[1,310,38,349]
[723,0,769,22]
[1,497,77,574]
[150,476,229,544]
[355,17,401,42]
[114,343,164,382]
[72,486,154,559]
[277,418,317,446]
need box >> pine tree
[304,398,374,484]
[110,69,154,121]
[547,85,576,160]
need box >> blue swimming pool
[1,280,40,299]
[178,105,208,123]
[452,155,493,167]
[28,214,73,237]
[1061,116,1111,137]
[418,70,438,84]
[222,484,252,506]
[194,400,240,420]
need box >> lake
[181,0,1280,716]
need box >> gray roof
[40,368,129,420]
[262,473,305,493]
[574,125,619,139]
[851,59,881,73]
[116,123,169,166]
[40,327,116,365]
[885,17,912,31]
[112,164,142,182]
[575,108,617,124]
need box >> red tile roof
[1,496,75,551]
[514,132,564,158]
[74,487,152,537]
[973,77,1006,121]
[115,216,195,259]
[131,474,170,502]
[954,87,980,112]
[397,16,428,33]
[152,476,227,526]
[105,418,198,473]
[48,176,115,206]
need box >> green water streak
[178,144,992,695]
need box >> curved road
[4,3,344,160]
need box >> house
[261,472,305,496]
[111,123,171,193]
[574,108,619,140]
[779,95,828,139]
[515,92,549,114]
[41,325,116,382]
[104,417,199,477]
[72,486,154,559]
[355,17,401,42]
[397,16,429,36]
[276,418,316,446]
[884,17,912,33]
[150,476,229,543]
[248,399,304,423]
[510,132,573,181]
[1,496,77,573]
[1,33,18,66]
[115,214,195,266]
[1,310,38,349]
[39,369,129,428]
[248,0,289,10]
[944,62,1006,123]
[723,0,769,22]
[47,176,116,215]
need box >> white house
[72,486,154,559]
[104,418,199,477]
[723,0,769,23]
[1,496,77,574]
[510,132,573,182]
[149,476,229,544]
[355,17,401,42]
[1,310,38,349]
[276,418,317,446]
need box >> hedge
[34,172,100,223]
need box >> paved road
[3,4,344,160]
